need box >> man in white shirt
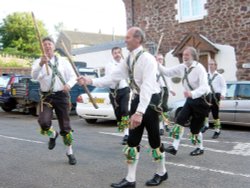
[31,37,77,165]
[155,53,176,135]
[78,27,168,188]
[202,59,227,139]
[106,47,130,145]
[159,46,210,156]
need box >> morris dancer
[155,53,176,135]
[160,46,210,156]
[106,47,130,145]
[31,37,77,165]
[202,59,226,139]
[78,27,168,187]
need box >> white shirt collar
[130,46,143,57]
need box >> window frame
[176,0,207,23]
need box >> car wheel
[29,107,37,116]
[1,102,16,112]
[85,119,97,124]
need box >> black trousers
[127,93,161,149]
[176,97,210,134]
[208,93,221,119]
[161,87,169,112]
[109,87,130,122]
[38,91,72,136]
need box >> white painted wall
[165,44,237,104]
[73,47,129,69]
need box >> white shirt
[104,59,128,89]
[208,71,227,97]
[157,70,174,93]
[159,61,210,99]
[31,56,77,92]
[93,46,161,114]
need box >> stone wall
[123,0,250,80]
[0,67,31,76]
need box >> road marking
[99,132,250,156]
[100,131,250,179]
[165,162,250,178]
[0,134,45,144]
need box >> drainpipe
[131,0,135,26]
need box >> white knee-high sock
[66,145,73,155]
[49,129,57,138]
[198,132,204,150]
[156,152,166,176]
[172,127,184,150]
[126,153,140,182]
[159,120,164,129]
[204,117,209,128]
[124,127,129,136]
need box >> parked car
[168,81,250,127]
[76,87,116,124]
[0,74,28,112]
[8,68,98,115]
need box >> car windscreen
[91,87,109,93]
[0,76,10,87]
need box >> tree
[0,12,48,57]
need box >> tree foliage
[0,12,48,57]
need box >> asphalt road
[0,109,250,188]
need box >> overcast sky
[0,0,127,37]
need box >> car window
[92,87,109,93]
[225,83,236,99]
[0,76,10,87]
[236,84,250,99]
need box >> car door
[219,83,237,123]
[234,83,250,125]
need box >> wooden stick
[155,33,164,56]
[60,40,99,109]
[31,12,49,75]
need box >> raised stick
[31,12,49,75]
[60,40,99,109]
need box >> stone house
[122,0,250,81]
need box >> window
[237,84,250,99]
[176,0,207,22]
[225,84,236,99]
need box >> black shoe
[110,178,136,188]
[201,126,209,133]
[48,131,58,150]
[165,126,170,132]
[67,154,77,165]
[121,135,129,145]
[190,148,204,156]
[212,131,220,139]
[164,146,177,155]
[145,172,168,186]
[159,129,164,136]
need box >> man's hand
[39,55,49,67]
[63,84,71,93]
[77,76,93,86]
[184,90,192,98]
[129,112,143,129]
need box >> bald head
[125,27,145,52]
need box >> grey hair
[184,46,198,61]
[133,27,145,44]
